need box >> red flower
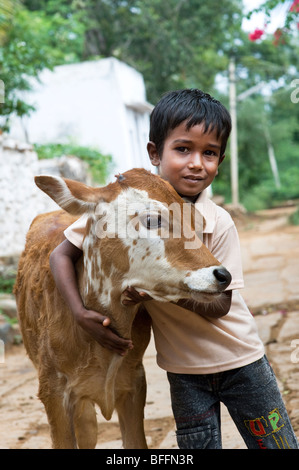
[290,0,299,12]
[248,28,265,41]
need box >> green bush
[289,207,299,226]
[0,275,16,294]
[34,143,114,184]
[214,169,299,213]
[241,183,274,212]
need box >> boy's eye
[175,147,189,153]
[205,150,218,158]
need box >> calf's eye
[140,213,162,229]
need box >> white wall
[8,58,153,181]
[0,137,58,257]
[0,136,94,257]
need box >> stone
[277,312,299,342]
[0,297,17,319]
[254,312,281,344]
[0,323,15,345]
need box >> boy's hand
[74,307,133,356]
[122,287,152,305]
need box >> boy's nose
[188,153,203,169]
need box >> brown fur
[14,168,223,449]
[15,209,151,448]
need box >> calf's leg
[74,399,98,449]
[116,363,148,449]
[38,368,77,449]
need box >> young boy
[50,89,298,449]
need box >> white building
[8,58,153,181]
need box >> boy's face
[148,121,225,198]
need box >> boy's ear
[219,154,226,166]
[147,141,161,167]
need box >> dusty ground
[1,206,299,449]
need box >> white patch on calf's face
[184,266,226,295]
[121,259,225,302]
[95,187,173,241]
[124,240,172,301]
[122,232,217,302]
[83,186,224,304]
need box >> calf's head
[35,169,231,306]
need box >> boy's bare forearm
[49,240,85,318]
[49,240,132,354]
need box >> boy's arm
[49,239,133,355]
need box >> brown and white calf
[15,168,231,449]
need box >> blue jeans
[167,356,298,449]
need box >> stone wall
[0,135,90,258]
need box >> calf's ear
[34,175,105,215]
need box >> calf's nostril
[213,268,232,286]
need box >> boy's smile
[148,121,225,199]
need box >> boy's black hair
[149,89,232,157]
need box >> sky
[242,0,291,33]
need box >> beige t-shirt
[64,189,264,374]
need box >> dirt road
[1,207,299,449]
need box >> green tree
[21,0,245,103]
[0,1,84,129]
[248,0,299,32]
[2,0,299,208]
[79,0,245,103]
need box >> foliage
[213,81,299,210]
[289,206,299,225]
[248,0,299,31]
[34,143,114,184]
[0,0,17,45]
[1,0,299,211]
[212,15,299,210]
[21,0,245,104]
[0,275,15,294]
[0,1,85,128]
[2,312,18,325]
